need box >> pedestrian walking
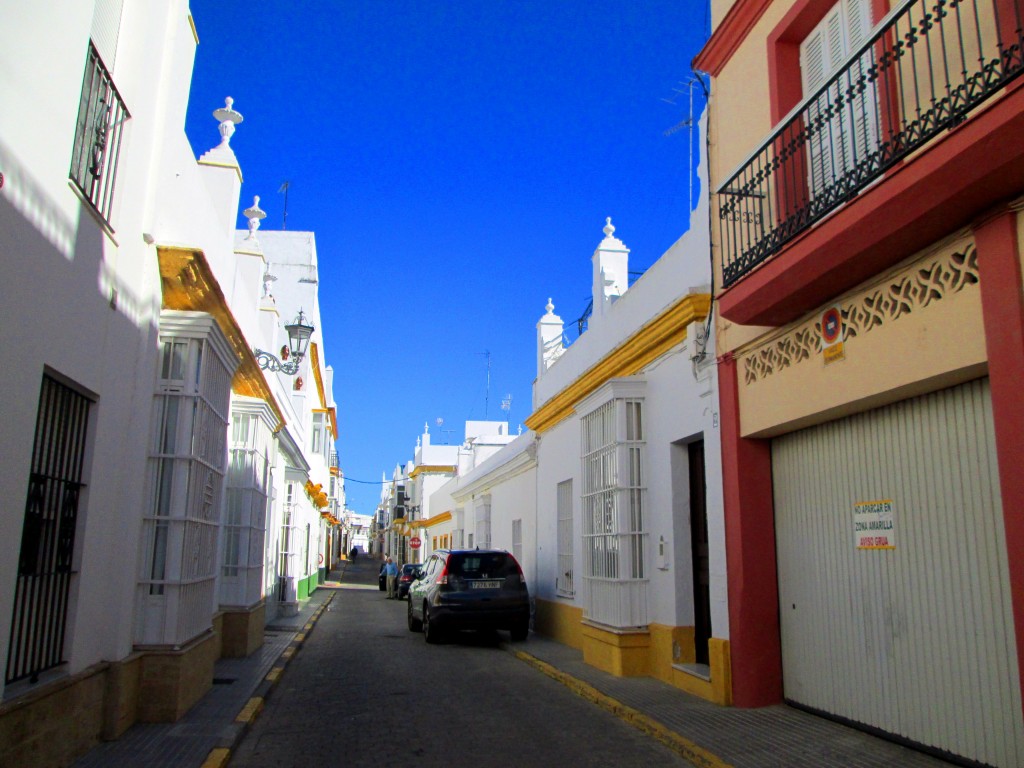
[384,556,399,599]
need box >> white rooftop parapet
[591,217,630,329]
[537,298,565,376]
[199,96,243,169]
[243,195,266,247]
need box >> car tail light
[436,556,451,585]
[513,555,526,586]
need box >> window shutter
[800,0,877,196]
[801,20,833,194]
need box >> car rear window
[448,553,517,578]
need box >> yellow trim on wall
[534,598,584,649]
[156,246,284,431]
[581,622,652,677]
[308,343,327,410]
[525,293,711,434]
[409,511,453,529]
[409,465,458,477]
[306,346,337,438]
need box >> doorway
[688,440,711,666]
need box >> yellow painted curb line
[513,650,732,768]
[200,747,231,768]
[235,696,264,725]
[281,647,295,659]
[265,666,283,683]
[295,632,306,642]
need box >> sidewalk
[510,634,956,768]
[72,567,345,768]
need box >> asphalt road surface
[229,558,696,767]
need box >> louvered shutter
[843,0,877,174]
[800,0,876,197]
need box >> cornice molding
[692,0,773,76]
[409,464,458,478]
[451,447,537,502]
[309,342,327,410]
[156,245,285,432]
[525,293,711,434]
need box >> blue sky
[184,1,709,516]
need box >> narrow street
[229,558,697,768]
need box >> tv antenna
[435,417,455,445]
[500,393,513,427]
[277,180,291,229]
[661,77,701,213]
[475,351,492,419]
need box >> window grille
[70,42,129,227]
[311,412,324,455]
[475,496,492,549]
[6,375,91,685]
[279,484,297,601]
[512,519,523,564]
[556,479,574,596]
[580,397,647,627]
[138,334,231,646]
[222,412,270,606]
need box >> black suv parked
[407,549,529,643]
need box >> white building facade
[522,115,731,703]
[0,2,343,763]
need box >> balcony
[329,449,339,476]
[717,0,1024,326]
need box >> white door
[773,378,1023,767]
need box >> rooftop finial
[243,195,266,242]
[603,216,615,238]
[545,297,555,314]
[213,96,244,146]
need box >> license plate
[471,580,502,589]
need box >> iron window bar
[717,0,1024,288]
[69,42,130,229]
[7,376,91,685]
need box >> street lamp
[254,310,314,375]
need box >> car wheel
[407,599,422,632]
[510,621,529,642]
[424,604,442,644]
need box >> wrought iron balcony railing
[718,0,1024,288]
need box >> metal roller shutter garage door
[772,378,1023,767]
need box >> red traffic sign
[410,536,422,549]
[821,306,843,345]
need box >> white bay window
[578,380,648,628]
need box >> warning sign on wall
[854,500,896,549]
[821,305,845,365]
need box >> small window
[70,42,129,228]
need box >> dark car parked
[397,563,422,599]
[407,548,530,643]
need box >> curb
[200,590,338,768]
[510,647,732,768]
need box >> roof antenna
[278,180,291,229]
[475,351,491,419]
